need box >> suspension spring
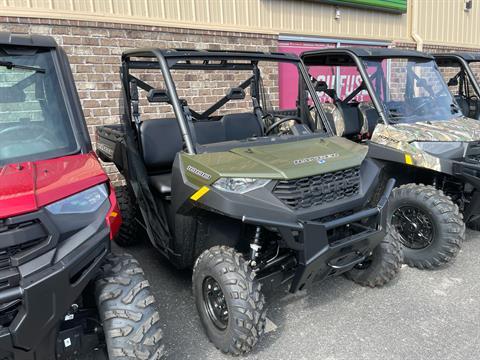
[250,226,262,267]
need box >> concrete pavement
[123,230,480,360]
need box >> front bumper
[0,208,111,360]
[452,160,480,221]
[452,160,480,188]
[243,178,394,292]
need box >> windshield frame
[359,56,463,125]
[465,59,480,97]
[121,49,336,155]
[434,54,480,106]
[0,47,82,166]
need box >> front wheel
[389,184,464,269]
[95,253,164,359]
[192,246,266,355]
[344,230,403,287]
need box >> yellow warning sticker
[190,186,210,201]
[404,154,413,165]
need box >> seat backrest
[358,102,379,135]
[139,118,182,172]
[337,103,362,137]
[473,98,480,120]
[194,120,226,144]
[138,112,263,172]
[455,95,470,117]
[194,112,262,144]
[460,96,480,120]
[222,112,262,140]
[321,103,342,135]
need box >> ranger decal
[293,153,339,165]
[186,165,212,180]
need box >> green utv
[301,47,478,270]
[96,48,402,355]
[434,52,480,120]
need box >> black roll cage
[120,48,334,155]
[301,48,443,126]
[434,53,480,99]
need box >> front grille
[466,153,480,163]
[273,167,361,209]
[465,141,480,164]
[0,217,50,327]
[0,219,48,269]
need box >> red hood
[0,153,109,219]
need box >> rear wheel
[96,253,164,359]
[115,186,141,246]
[192,246,266,355]
[389,184,464,269]
[344,230,402,287]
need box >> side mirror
[226,87,246,100]
[448,78,459,87]
[314,80,328,93]
[147,89,170,103]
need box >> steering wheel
[0,124,57,145]
[265,116,302,135]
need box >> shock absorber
[250,226,262,267]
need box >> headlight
[411,141,466,156]
[46,184,109,215]
[212,178,270,194]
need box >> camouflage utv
[434,52,480,120]
[96,49,402,355]
[301,48,478,270]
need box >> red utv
[0,33,163,359]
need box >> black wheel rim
[202,276,229,330]
[392,205,435,249]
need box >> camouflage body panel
[181,136,367,187]
[371,116,480,171]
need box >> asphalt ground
[120,229,480,360]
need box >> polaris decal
[186,165,212,180]
[293,153,339,165]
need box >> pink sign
[278,41,335,109]
[278,41,387,108]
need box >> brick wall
[469,62,480,84]
[391,41,480,101]
[0,16,277,185]
[394,42,480,79]
[133,62,280,122]
[1,17,478,184]
[0,67,42,122]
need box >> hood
[0,153,108,219]
[183,136,367,184]
[372,116,480,143]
